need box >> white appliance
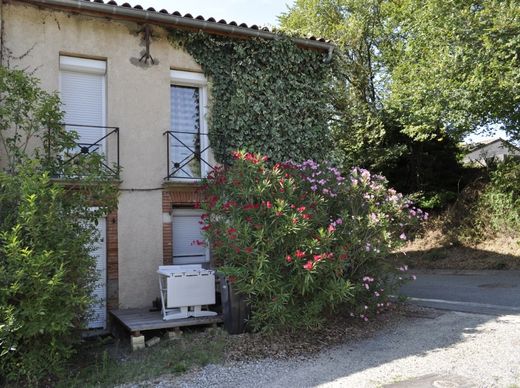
[157,265,217,320]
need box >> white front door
[88,218,107,329]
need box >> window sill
[163,179,204,190]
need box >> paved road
[400,269,520,315]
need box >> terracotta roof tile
[75,0,329,43]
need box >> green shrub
[412,190,458,211]
[480,160,520,234]
[200,151,424,331]
[0,163,113,383]
[0,67,118,384]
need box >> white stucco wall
[463,140,520,166]
[3,2,204,308]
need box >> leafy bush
[0,67,118,384]
[480,160,520,234]
[0,163,113,383]
[412,190,458,211]
[200,151,424,331]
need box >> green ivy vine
[169,31,333,164]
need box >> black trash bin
[218,274,250,334]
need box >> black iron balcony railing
[164,130,213,180]
[47,123,120,178]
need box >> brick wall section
[106,209,119,310]
[162,186,202,265]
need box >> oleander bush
[200,151,425,331]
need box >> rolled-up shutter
[172,208,209,265]
[59,56,106,153]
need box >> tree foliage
[0,67,67,173]
[385,0,520,142]
[280,0,403,171]
[281,0,520,143]
[280,0,519,203]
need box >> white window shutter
[59,56,106,152]
[172,209,208,265]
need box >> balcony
[164,130,213,181]
[47,124,120,179]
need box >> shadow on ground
[262,310,517,387]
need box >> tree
[281,0,520,144]
[279,0,519,206]
[385,0,520,142]
[0,67,118,383]
[280,0,405,172]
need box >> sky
[134,0,295,28]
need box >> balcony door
[59,56,106,155]
[169,70,209,180]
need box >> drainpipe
[0,0,3,67]
[323,46,334,64]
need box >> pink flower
[266,201,272,209]
[295,250,306,259]
[286,255,293,263]
[399,233,407,240]
[328,224,336,233]
[303,260,314,271]
[231,150,243,159]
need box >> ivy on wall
[169,31,333,164]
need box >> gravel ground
[134,310,520,387]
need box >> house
[0,0,332,330]
[463,138,520,166]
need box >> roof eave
[18,0,334,51]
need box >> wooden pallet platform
[110,308,223,334]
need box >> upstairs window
[168,70,210,180]
[59,56,107,154]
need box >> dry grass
[394,221,520,270]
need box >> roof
[19,0,333,51]
[466,138,520,153]
[467,137,520,155]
